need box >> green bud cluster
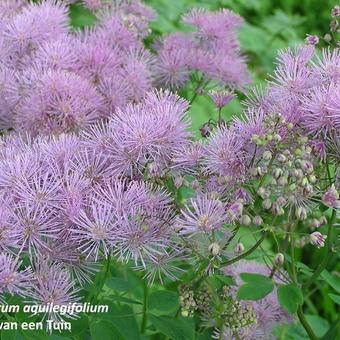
[179,285,197,317]
[196,287,213,313]
[222,298,257,334]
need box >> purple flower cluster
[244,46,340,140]
[154,8,250,89]
[0,90,190,307]
[0,1,338,337]
[0,0,156,134]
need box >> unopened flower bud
[319,216,328,226]
[322,185,340,209]
[294,148,302,157]
[303,184,313,195]
[275,196,284,206]
[256,166,267,176]
[301,177,309,187]
[296,206,307,220]
[257,187,266,199]
[235,243,245,253]
[274,253,284,266]
[278,176,288,186]
[310,232,327,248]
[200,123,211,138]
[270,178,277,186]
[251,134,260,143]
[273,168,283,179]
[262,198,272,210]
[266,134,273,141]
[287,122,294,129]
[272,203,284,216]
[330,19,338,32]
[240,214,251,226]
[263,151,272,161]
[253,215,263,226]
[208,242,220,256]
[311,218,320,229]
[332,5,340,17]
[277,154,286,163]
[227,202,243,221]
[324,33,332,43]
[308,175,316,184]
[305,34,319,46]
[301,160,313,174]
[295,159,302,168]
[174,176,184,188]
[191,179,200,190]
[273,134,282,142]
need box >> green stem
[290,234,297,283]
[89,253,111,302]
[218,108,222,126]
[189,77,204,105]
[141,280,149,334]
[325,157,333,186]
[288,226,317,340]
[220,232,267,266]
[303,209,337,290]
[297,307,317,340]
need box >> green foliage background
[0,1,339,339]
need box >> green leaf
[205,274,234,290]
[321,318,340,340]
[90,320,124,340]
[149,315,194,340]
[105,277,134,292]
[305,315,329,338]
[237,273,274,300]
[96,304,141,340]
[328,293,340,305]
[277,283,303,313]
[321,270,340,293]
[148,290,179,315]
[69,4,96,28]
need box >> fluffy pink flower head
[15,70,104,135]
[208,89,235,110]
[204,127,246,180]
[177,195,227,234]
